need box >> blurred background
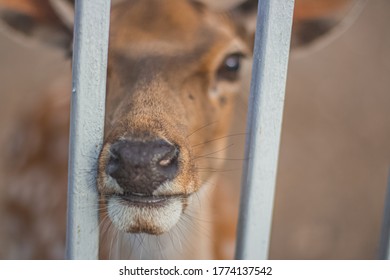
[0,0,389,259]
[226,0,390,259]
[273,0,390,258]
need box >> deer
[0,0,360,259]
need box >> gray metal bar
[66,0,111,259]
[235,0,295,259]
[378,170,390,259]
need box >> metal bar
[66,0,111,259]
[378,170,390,259]
[235,0,295,260]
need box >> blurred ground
[0,0,389,259]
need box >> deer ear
[290,0,363,49]
[0,0,74,50]
[227,0,361,51]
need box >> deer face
[97,0,250,235]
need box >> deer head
[0,0,258,236]
[96,0,258,235]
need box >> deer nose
[106,139,179,195]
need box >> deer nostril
[106,153,120,177]
[159,158,173,166]
[158,145,178,167]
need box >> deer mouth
[118,192,184,207]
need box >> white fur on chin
[107,196,182,234]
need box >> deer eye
[217,53,244,81]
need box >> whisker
[174,222,194,253]
[193,143,234,160]
[195,169,239,173]
[107,225,115,260]
[180,213,212,240]
[156,237,165,260]
[191,132,247,148]
[199,156,248,161]
[168,229,182,255]
[185,121,218,139]
[116,231,122,259]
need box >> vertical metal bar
[66,0,111,259]
[235,0,294,260]
[379,170,390,259]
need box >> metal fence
[235,0,294,260]
[66,0,111,260]
[66,0,294,260]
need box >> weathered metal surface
[66,0,111,259]
[236,0,295,260]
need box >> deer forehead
[109,0,243,64]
